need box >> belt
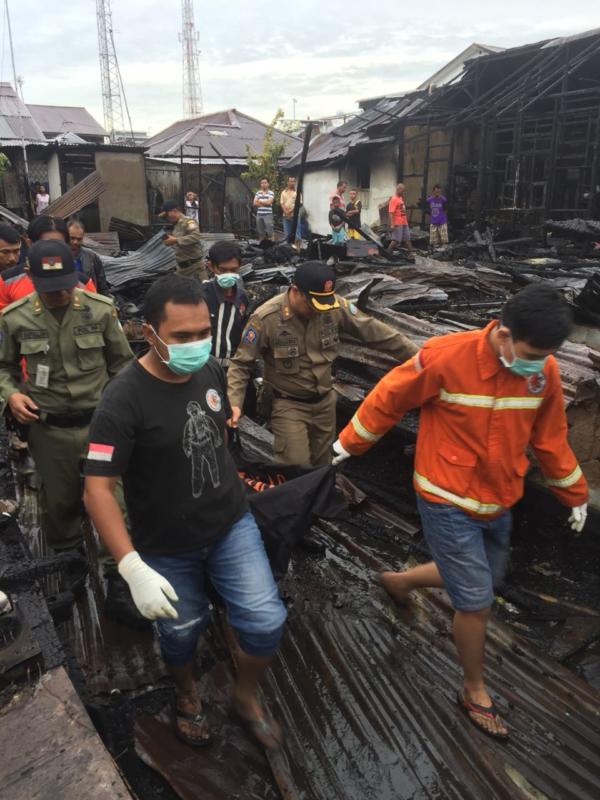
[177,257,203,269]
[41,410,95,428]
[272,388,327,405]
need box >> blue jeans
[143,511,287,666]
[283,217,301,241]
[417,496,511,612]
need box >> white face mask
[216,272,240,289]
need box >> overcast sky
[2,1,599,136]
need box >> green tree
[0,152,10,179]
[242,109,286,222]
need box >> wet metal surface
[263,518,600,800]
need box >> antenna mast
[96,0,134,142]
[180,0,203,119]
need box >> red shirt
[388,195,407,226]
[0,266,96,311]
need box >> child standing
[328,196,348,244]
[426,185,449,248]
[346,189,363,240]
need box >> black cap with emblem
[27,240,79,293]
[294,261,340,311]
[160,200,180,217]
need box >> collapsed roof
[288,27,600,170]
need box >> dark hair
[67,216,85,231]
[502,284,573,348]
[0,223,20,244]
[27,215,68,243]
[337,180,347,188]
[260,176,269,183]
[142,274,206,330]
[208,240,242,267]
[432,184,442,190]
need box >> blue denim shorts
[142,511,287,666]
[283,217,301,241]
[417,496,511,611]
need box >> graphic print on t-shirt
[182,400,222,498]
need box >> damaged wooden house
[144,109,300,233]
[291,28,600,235]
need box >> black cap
[294,261,339,311]
[27,240,78,292]
[160,200,180,216]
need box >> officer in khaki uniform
[0,240,133,553]
[161,200,206,281]
[228,261,418,465]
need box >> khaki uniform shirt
[0,289,133,414]
[173,215,203,265]
[227,291,418,407]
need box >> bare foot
[232,692,282,749]
[379,571,412,603]
[458,688,509,739]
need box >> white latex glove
[118,551,179,619]
[331,439,351,466]
[568,503,588,534]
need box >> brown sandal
[172,699,212,748]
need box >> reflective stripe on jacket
[338,320,588,516]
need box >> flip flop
[172,700,212,748]
[232,699,283,750]
[457,690,509,741]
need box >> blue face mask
[500,337,547,377]
[216,272,240,289]
[152,328,213,375]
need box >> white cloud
[1,0,599,134]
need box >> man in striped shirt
[203,240,248,368]
[253,178,275,242]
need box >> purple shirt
[427,195,447,225]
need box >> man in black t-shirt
[83,274,286,750]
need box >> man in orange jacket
[332,284,588,740]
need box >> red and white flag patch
[87,443,114,462]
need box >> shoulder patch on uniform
[2,294,31,315]
[79,288,114,305]
[186,220,197,229]
[243,325,258,344]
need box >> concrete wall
[367,143,397,227]
[47,153,61,201]
[301,166,340,234]
[95,151,149,229]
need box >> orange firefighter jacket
[339,321,588,516]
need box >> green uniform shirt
[227,291,418,408]
[173,215,203,265]
[0,288,133,414]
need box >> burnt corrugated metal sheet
[45,171,106,218]
[0,204,28,228]
[101,232,177,288]
[82,232,121,256]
